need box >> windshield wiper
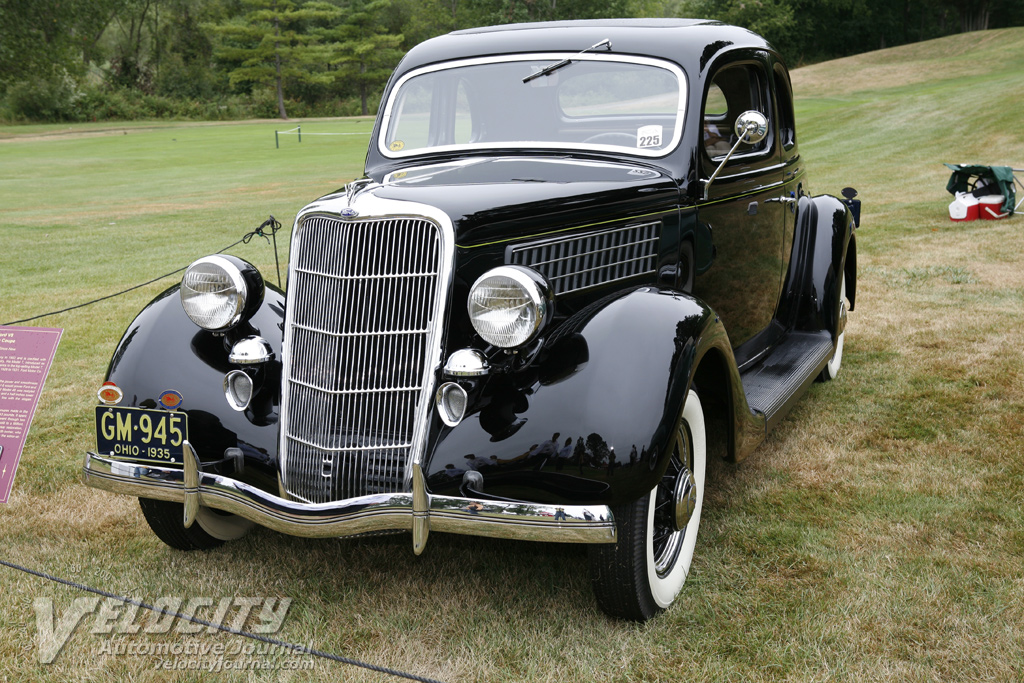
[522,39,612,83]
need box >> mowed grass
[2,28,1024,682]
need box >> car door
[692,59,787,354]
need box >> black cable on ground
[2,217,284,327]
[0,558,449,683]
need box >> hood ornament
[345,177,374,205]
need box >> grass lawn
[2,28,1024,682]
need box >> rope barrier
[0,558,449,683]
[274,123,371,147]
[2,217,283,327]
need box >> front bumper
[83,448,616,553]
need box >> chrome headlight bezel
[180,255,264,332]
[467,265,552,349]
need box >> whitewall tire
[820,273,847,381]
[589,389,707,621]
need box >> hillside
[791,27,1024,210]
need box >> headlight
[180,255,263,331]
[468,266,552,348]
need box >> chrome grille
[507,222,660,295]
[282,215,442,503]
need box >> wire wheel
[589,389,706,621]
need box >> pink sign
[0,326,63,503]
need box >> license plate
[95,406,188,465]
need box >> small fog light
[436,382,468,427]
[224,370,254,412]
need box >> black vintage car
[84,19,858,621]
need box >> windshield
[379,54,686,159]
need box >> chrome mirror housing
[733,110,768,144]
[703,110,770,200]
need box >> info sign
[0,326,63,503]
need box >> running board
[740,330,834,432]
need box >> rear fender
[424,287,760,506]
[784,195,857,340]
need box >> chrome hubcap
[673,466,696,532]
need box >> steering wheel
[583,132,637,146]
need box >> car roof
[397,19,777,75]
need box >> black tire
[588,389,706,621]
[138,498,251,551]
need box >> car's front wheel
[138,498,253,551]
[588,389,706,621]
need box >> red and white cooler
[979,195,1007,220]
[949,193,980,221]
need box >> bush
[1,78,370,123]
[154,55,216,101]
[71,86,144,121]
[5,75,78,121]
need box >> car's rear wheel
[588,389,706,621]
[138,498,252,551]
[819,272,847,381]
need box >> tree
[106,0,161,91]
[0,0,125,92]
[323,0,405,115]
[466,0,631,24]
[211,0,338,118]
[151,1,221,98]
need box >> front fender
[424,287,738,506]
[103,285,285,489]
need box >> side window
[703,82,730,155]
[773,65,796,150]
[703,64,770,159]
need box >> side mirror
[733,110,768,144]
[703,110,769,200]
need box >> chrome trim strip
[377,53,687,160]
[83,453,616,546]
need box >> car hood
[305,157,680,247]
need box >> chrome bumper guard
[83,449,616,553]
